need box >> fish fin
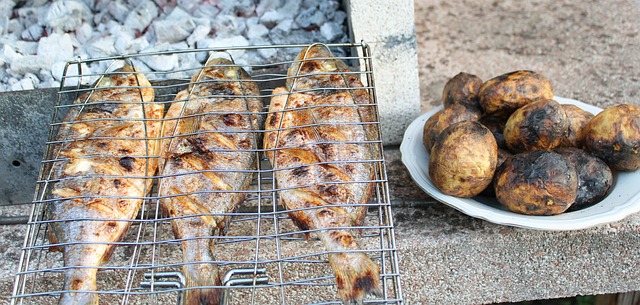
[58,290,99,305]
[329,251,382,305]
[59,267,99,305]
[182,264,222,305]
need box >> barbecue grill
[11,42,403,305]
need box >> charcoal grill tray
[11,42,403,305]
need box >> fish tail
[182,264,222,305]
[58,268,99,305]
[329,250,382,305]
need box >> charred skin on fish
[158,57,263,305]
[265,45,382,305]
[47,65,162,305]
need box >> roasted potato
[478,70,554,118]
[481,148,512,197]
[442,72,483,109]
[583,104,640,171]
[503,98,568,153]
[479,116,508,149]
[494,150,578,215]
[554,147,613,210]
[422,104,482,153]
[559,104,594,148]
[429,121,498,197]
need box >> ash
[0,0,349,91]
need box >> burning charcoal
[124,1,159,34]
[279,1,302,19]
[256,0,282,17]
[247,23,269,41]
[75,23,94,45]
[212,15,247,37]
[1,0,352,91]
[114,31,136,54]
[153,7,196,44]
[0,1,13,20]
[140,51,179,72]
[218,0,256,17]
[84,36,118,58]
[320,22,343,42]
[106,1,129,23]
[42,1,91,33]
[203,36,250,59]
[332,10,347,24]
[17,73,39,90]
[187,25,211,47]
[295,7,326,30]
[20,24,45,41]
[7,19,24,35]
[303,0,321,9]
[260,10,286,29]
[51,61,91,86]
[8,55,43,76]
[192,4,221,18]
[37,33,74,65]
[319,0,341,20]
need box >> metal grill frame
[11,42,403,305]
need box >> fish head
[287,45,351,91]
[291,45,351,74]
[90,63,154,103]
[96,64,150,88]
[192,57,251,84]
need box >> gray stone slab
[0,88,58,206]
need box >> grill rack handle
[139,268,269,305]
[221,268,269,305]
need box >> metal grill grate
[11,42,403,305]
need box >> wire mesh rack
[11,42,403,305]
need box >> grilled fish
[158,58,263,305]
[46,65,162,305]
[264,45,382,305]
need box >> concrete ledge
[2,147,640,304]
[396,204,640,304]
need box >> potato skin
[559,104,594,148]
[494,150,578,215]
[479,70,554,118]
[443,72,483,109]
[422,104,482,153]
[583,104,640,171]
[554,147,613,210]
[429,121,498,197]
[503,99,568,153]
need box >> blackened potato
[583,104,640,171]
[494,150,578,215]
[478,70,554,118]
[480,116,508,149]
[503,99,568,153]
[422,104,481,153]
[554,147,613,210]
[442,72,483,109]
[481,148,512,197]
[429,121,498,197]
[559,104,594,148]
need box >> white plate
[400,96,640,230]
